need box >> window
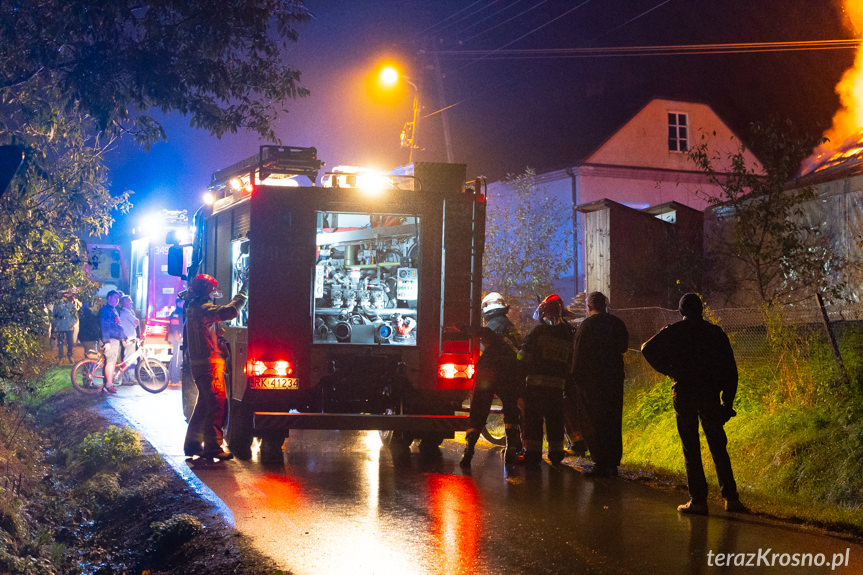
[668,112,689,152]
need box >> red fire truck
[130,210,189,365]
[168,146,487,459]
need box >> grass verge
[622,352,863,537]
[0,367,290,574]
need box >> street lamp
[378,66,420,164]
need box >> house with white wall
[485,97,762,306]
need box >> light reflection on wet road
[107,386,863,574]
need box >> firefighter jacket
[477,307,522,368]
[641,316,738,405]
[185,292,247,365]
[519,321,574,389]
[100,305,125,341]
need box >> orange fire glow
[803,1,863,174]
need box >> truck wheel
[380,430,413,452]
[418,433,445,453]
[225,399,253,460]
[259,434,285,462]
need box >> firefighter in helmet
[518,294,575,466]
[183,273,247,460]
[460,292,524,468]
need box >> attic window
[668,112,689,152]
[655,210,676,224]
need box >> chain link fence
[614,299,863,363]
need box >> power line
[597,0,675,40]
[457,0,524,36]
[430,39,863,59]
[489,0,593,54]
[417,38,860,119]
[420,0,498,36]
[461,0,549,44]
[450,0,593,73]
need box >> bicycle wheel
[71,359,105,394]
[137,358,169,393]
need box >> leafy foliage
[484,167,574,304]
[0,0,310,393]
[689,120,846,307]
[78,425,142,471]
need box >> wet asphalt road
[105,385,863,574]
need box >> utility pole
[431,51,454,163]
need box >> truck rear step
[254,412,470,433]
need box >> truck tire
[379,430,413,452]
[225,398,253,460]
[418,433,446,453]
[258,433,286,462]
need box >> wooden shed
[576,199,703,309]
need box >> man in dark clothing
[99,290,125,394]
[77,300,102,358]
[641,293,747,515]
[183,274,247,460]
[460,292,524,468]
[571,291,629,477]
[519,294,574,466]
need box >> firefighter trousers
[184,358,227,455]
[466,374,522,445]
[523,382,565,457]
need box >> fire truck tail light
[246,359,293,377]
[438,362,475,379]
[144,322,168,337]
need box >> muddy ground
[0,388,287,575]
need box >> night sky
[105,0,854,244]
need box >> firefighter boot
[548,450,565,466]
[504,428,524,465]
[460,429,481,468]
[523,450,542,467]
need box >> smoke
[801,0,863,175]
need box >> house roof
[575,198,703,218]
[525,93,752,176]
[572,96,715,165]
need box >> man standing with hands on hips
[641,293,747,515]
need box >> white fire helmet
[481,292,506,313]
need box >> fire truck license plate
[255,377,299,390]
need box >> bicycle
[71,339,169,394]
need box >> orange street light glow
[379,65,399,87]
